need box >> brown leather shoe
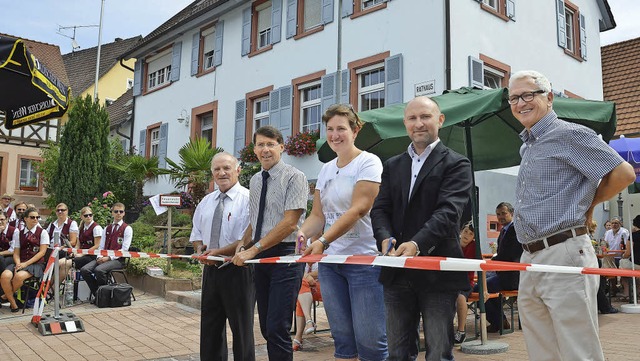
[486,324,500,333]
[502,319,511,330]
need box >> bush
[239,162,261,189]
[136,206,192,228]
[130,221,156,238]
[126,258,167,276]
[131,235,158,252]
[70,191,119,226]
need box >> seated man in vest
[80,202,132,301]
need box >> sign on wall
[415,80,436,97]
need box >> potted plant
[284,130,320,157]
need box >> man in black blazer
[477,202,523,333]
[371,96,472,361]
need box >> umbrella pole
[621,202,640,313]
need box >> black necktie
[497,227,507,248]
[254,171,270,242]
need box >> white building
[122,0,615,247]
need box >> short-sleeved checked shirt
[514,110,624,243]
[250,160,308,243]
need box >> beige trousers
[519,233,604,361]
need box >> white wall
[450,0,606,100]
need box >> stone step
[166,289,202,310]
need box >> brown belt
[522,226,588,253]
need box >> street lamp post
[94,0,105,102]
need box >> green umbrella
[316,86,617,343]
[0,36,71,129]
[317,87,617,166]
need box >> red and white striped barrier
[31,248,59,324]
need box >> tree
[110,154,160,213]
[161,138,222,206]
[104,138,137,210]
[36,140,60,209]
[52,95,110,212]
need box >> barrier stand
[34,236,85,336]
[159,194,182,275]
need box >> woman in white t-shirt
[298,104,387,361]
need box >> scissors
[215,255,233,269]
[383,237,396,256]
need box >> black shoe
[602,307,619,314]
[454,331,466,344]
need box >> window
[19,158,39,190]
[557,0,585,60]
[477,0,515,22]
[483,67,503,89]
[201,26,216,71]
[468,54,511,89]
[303,0,322,31]
[299,82,321,133]
[256,1,272,50]
[146,49,172,91]
[358,64,385,111]
[482,0,498,11]
[200,114,213,144]
[362,0,384,10]
[126,78,133,89]
[254,97,270,130]
[149,127,160,157]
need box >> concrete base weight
[460,340,509,355]
[620,303,640,313]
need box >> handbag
[95,283,133,308]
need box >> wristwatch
[318,236,330,250]
[409,241,420,256]
[253,241,263,252]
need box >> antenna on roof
[57,24,99,52]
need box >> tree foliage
[109,154,160,213]
[52,95,110,212]
[160,137,222,206]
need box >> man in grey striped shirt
[233,125,308,361]
[510,70,635,361]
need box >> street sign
[159,194,182,207]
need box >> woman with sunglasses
[45,203,79,282]
[298,104,387,361]
[0,208,49,312]
[73,207,103,270]
[0,211,17,272]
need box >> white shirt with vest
[99,220,132,260]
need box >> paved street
[1,289,639,361]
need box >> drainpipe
[445,0,451,89]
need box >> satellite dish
[71,39,80,50]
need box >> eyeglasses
[56,208,67,213]
[112,210,125,214]
[83,214,93,218]
[28,215,41,220]
[508,90,546,105]
[255,142,280,149]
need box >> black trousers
[201,264,256,361]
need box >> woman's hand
[303,240,326,256]
[304,273,316,287]
[296,232,307,254]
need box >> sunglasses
[112,210,125,214]
[28,215,41,220]
[56,208,67,213]
[83,214,93,218]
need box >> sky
[0,0,637,54]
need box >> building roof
[107,87,133,129]
[602,37,640,137]
[62,36,141,96]
[0,33,70,88]
[122,0,231,59]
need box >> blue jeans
[384,280,457,361]
[254,243,304,361]
[319,263,388,361]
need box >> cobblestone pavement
[1,289,639,360]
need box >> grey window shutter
[341,69,350,104]
[271,0,282,44]
[286,0,298,39]
[556,0,566,48]
[158,123,169,168]
[322,0,334,24]
[269,89,280,128]
[342,0,353,17]
[579,13,587,60]
[468,56,484,89]
[191,32,200,76]
[235,99,247,157]
[279,86,292,139]
[133,59,143,96]
[241,7,252,56]
[320,72,336,139]
[139,129,146,156]
[385,54,403,105]
[171,41,182,82]
[214,21,224,67]
[506,0,515,21]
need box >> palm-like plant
[160,137,223,206]
[110,155,161,212]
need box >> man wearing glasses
[80,202,133,301]
[9,202,27,231]
[233,125,308,361]
[510,70,635,361]
[603,216,628,267]
[0,212,16,271]
[190,152,255,361]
